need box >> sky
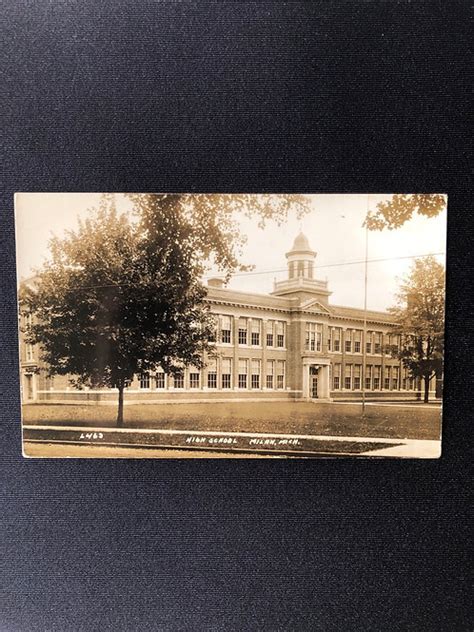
[15,193,447,312]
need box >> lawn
[23,401,441,440]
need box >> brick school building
[20,232,432,405]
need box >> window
[220,315,232,344]
[276,361,285,389]
[403,367,410,390]
[316,325,322,351]
[333,328,341,352]
[353,364,361,389]
[140,373,150,389]
[392,335,400,355]
[306,323,314,351]
[305,323,322,352]
[344,364,352,390]
[365,365,372,390]
[297,261,304,277]
[373,366,381,389]
[374,333,382,354]
[238,318,248,345]
[289,261,295,279]
[208,316,217,343]
[387,334,399,356]
[385,334,398,356]
[266,360,274,389]
[24,312,33,355]
[238,359,248,389]
[208,374,217,389]
[266,321,274,347]
[333,363,341,390]
[276,321,285,348]
[190,371,200,389]
[251,359,260,389]
[221,358,232,389]
[173,373,184,389]
[328,332,331,351]
[366,332,373,354]
[207,358,217,389]
[155,370,165,389]
[345,331,352,353]
[384,366,391,390]
[251,320,261,346]
[354,330,362,353]
[308,262,314,279]
[392,366,399,390]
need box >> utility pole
[361,195,369,417]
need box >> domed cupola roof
[286,231,316,258]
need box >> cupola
[271,231,331,305]
[286,231,317,280]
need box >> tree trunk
[117,384,124,427]
[423,374,430,404]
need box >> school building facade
[20,232,431,405]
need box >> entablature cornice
[205,299,398,327]
[206,298,291,315]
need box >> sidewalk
[23,425,441,459]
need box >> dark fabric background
[1,2,471,630]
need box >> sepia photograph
[16,193,446,458]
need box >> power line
[204,252,446,279]
[30,252,445,291]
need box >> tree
[389,256,445,403]
[22,193,309,425]
[128,193,310,279]
[365,194,446,230]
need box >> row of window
[327,329,399,355]
[21,312,399,362]
[211,316,286,348]
[212,318,399,355]
[332,364,417,391]
[139,359,286,391]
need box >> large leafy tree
[128,193,310,278]
[365,194,446,230]
[22,193,309,425]
[389,256,445,403]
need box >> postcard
[15,193,446,458]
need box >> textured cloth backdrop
[0,2,471,630]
